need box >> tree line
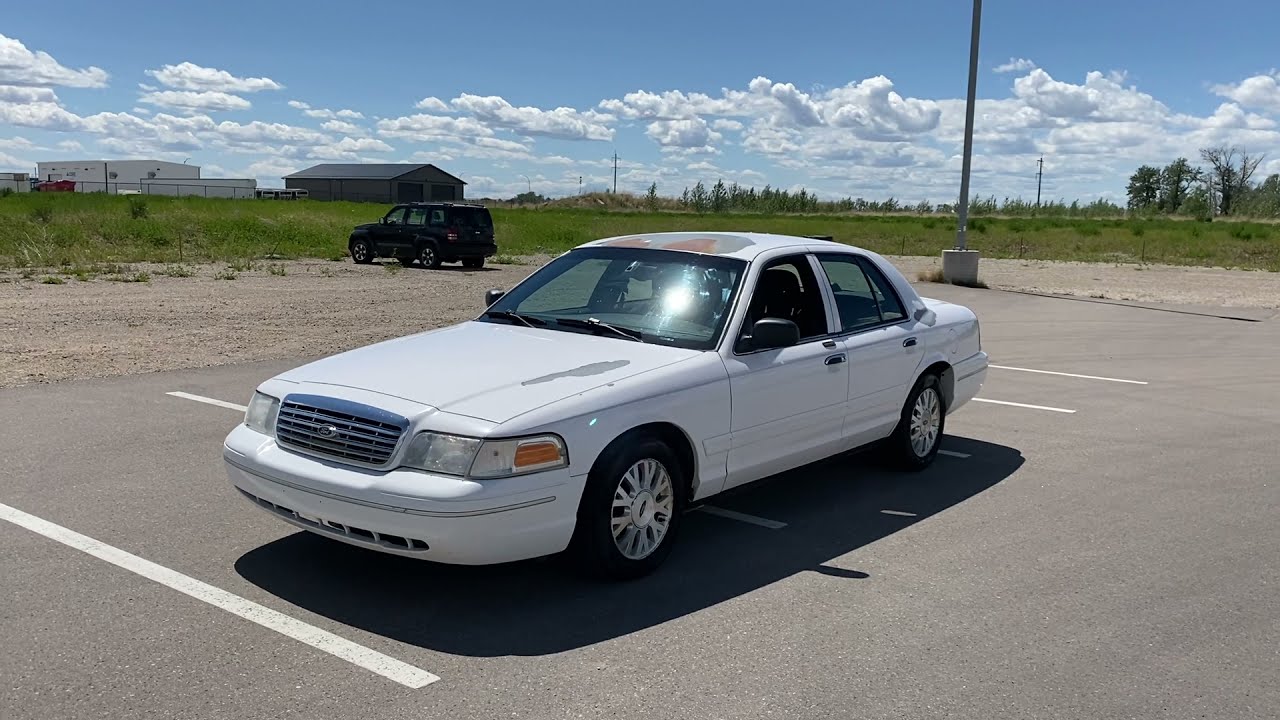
[1127,145,1277,218]
[652,179,1127,217]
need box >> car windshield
[482,247,747,350]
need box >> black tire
[349,237,374,264]
[886,372,947,471]
[462,257,485,269]
[417,242,441,269]
[570,435,686,581]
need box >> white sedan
[223,232,987,579]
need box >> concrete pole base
[942,249,981,285]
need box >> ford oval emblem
[316,425,338,438]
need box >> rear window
[449,207,493,229]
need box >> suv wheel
[417,243,441,269]
[349,238,374,264]
[462,257,485,269]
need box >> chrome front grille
[274,393,409,468]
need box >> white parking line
[938,450,971,458]
[880,510,918,517]
[0,501,439,690]
[973,398,1076,414]
[167,391,247,412]
[990,364,1149,385]
[695,505,788,529]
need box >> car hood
[275,320,702,423]
[352,222,378,232]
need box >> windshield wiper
[483,309,546,328]
[555,317,644,342]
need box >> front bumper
[223,424,582,565]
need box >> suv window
[384,207,407,225]
[450,206,493,230]
[406,207,428,226]
[816,254,906,331]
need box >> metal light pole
[943,0,984,284]
[521,174,531,194]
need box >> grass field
[2,192,1279,272]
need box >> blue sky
[3,0,1279,202]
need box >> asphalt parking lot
[3,284,1277,720]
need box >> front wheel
[887,373,946,470]
[349,237,374,264]
[417,243,441,269]
[570,436,685,580]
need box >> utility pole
[579,176,583,195]
[1035,156,1044,209]
[612,152,618,194]
[943,0,983,284]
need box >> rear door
[447,206,496,254]
[813,252,922,443]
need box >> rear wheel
[570,436,685,580]
[349,238,374,264]
[887,373,946,470]
[462,257,485,269]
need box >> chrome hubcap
[612,459,674,560]
[420,248,435,264]
[909,387,942,457]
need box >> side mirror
[379,217,387,225]
[484,289,506,306]
[748,318,800,350]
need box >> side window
[429,209,447,226]
[384,207,406,225]
[406,208,427,226]
[741,254,830,343]
[856,257,907,322]
[816,254,909,331]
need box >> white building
[139,177,257,199]
[0,172,31,193]
[36,159,200,194]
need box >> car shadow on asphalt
[234,435,1023,657]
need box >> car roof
[576,231,862,262]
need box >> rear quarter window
[450,207,493,229]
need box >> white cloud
[1212,72,1280,114]
[287,100,310,109]
[146,62,282,93]
[646,117,723,150]
[0,34,108,88]
[139,90,251,113]
[415,97,450,112]
[0,135,37,150]
[335,109,364,119]
[994,58,1037,74]
[712,118,744,132]
[449,93,615,141]
[321,119,365,135]
[0,85,58,103]
[57,139,83,152]
[375,113,494,141]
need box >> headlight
[401,431,567,478]
[402,432,484,476]
[244,392,280,436]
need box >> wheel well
[922,361,955,408]
[596,422,698,498]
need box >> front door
[722,253,849,490]
[813,252,923,443]
[372,206,409,257]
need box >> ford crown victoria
[223,232,988,579]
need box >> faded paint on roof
[582,231,848,261]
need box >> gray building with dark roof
[282,163,466,203]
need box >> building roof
[579,231,853,262]
[282,163,466,184]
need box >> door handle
[822,340,837,349]
[825,353,846,366]
[903,337,918,348]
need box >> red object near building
[35,180,77,192]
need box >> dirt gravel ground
[2,254,1277,389]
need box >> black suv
[348,202,497,269]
